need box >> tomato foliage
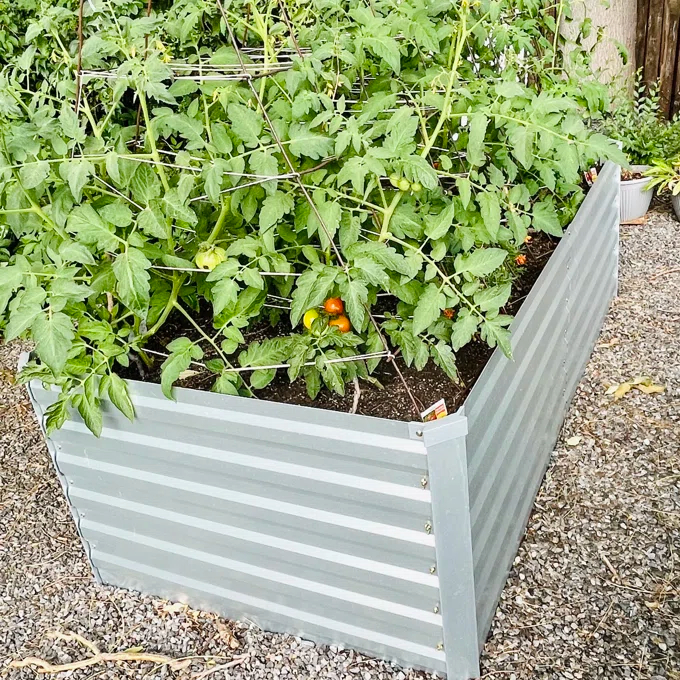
[0,0,625,433]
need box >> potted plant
[1,0,624,676]
[604,78,680,222]
[643,157,680,220]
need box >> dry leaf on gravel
[606,376,665,400]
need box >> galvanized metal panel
[422,417,480,679]
[464,162,620,645]
[28,378,451,674]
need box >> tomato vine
[0,0,625,433]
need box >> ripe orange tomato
[324,297,344,315]
[329,315,351,333]
[515,254,527,266]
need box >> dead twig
[649,265,680,281]
[350,378,361,414]
[10,631,190,674]
[191,654,249,679]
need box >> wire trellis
[70,0,425,417]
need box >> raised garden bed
[24,162,619,679]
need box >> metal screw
[415,429,423,437]
[420,476,428,488]
[430,565,437,574]
[424,521,432,534]
[433,605,440,614]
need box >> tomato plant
[0,0,625,434]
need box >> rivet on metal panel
[420,476,428,488]
[424,521,432,534]
[433,605,440,614]
[429,565,437,574]
[415,429,423,437]
[436,642,444,651]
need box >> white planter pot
[620,165,653,223]
[672,194,680,221]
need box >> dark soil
[621,169,645,181]
[122,232,558,421]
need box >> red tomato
[329,315,351,333]
[324,297,344,315]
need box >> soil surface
[122,232,558,421]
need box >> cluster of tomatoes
[388,174,422,193]
[303,298,351,333]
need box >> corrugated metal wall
[29,384,453,673]
[463,162,620,645]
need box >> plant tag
[421,398,447,422]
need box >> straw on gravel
[1,205,678,680]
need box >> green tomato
[411,182,422,193]
[195,246,226,271]
[398,178,411,192]
[389,173,401,189]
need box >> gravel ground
[1,205,678,680]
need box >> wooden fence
[637,0,680,118]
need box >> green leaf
[401,156,438,190]
[137,205,169,239]
[467,113,488,167]
[508,125,534,169]
[478,192,501,239]
[364,36,401,74]
[532,199,562,236]
[59,159,94,203]
[456,177,472,209]
[474,283,512,312]
[251,368,276,389]
[431,342,458,381]
[308,200,341,249]
[481,316,513,358]
[59,241,96,265]
[160,337,204,400]
[130,164,162,205]
[213,371,240,395]
[290,266,337,326]
[74,392,103,437]
[113,247,151,316]
[106,152,121,183]
[60,104,85,142]
[212,278,239,316]
[250,150,279,196]
[100,201,133,227]
[288,123,333,159]
[32,311,75,374]
[455,248,508,277]
[20,161,49,189]
[227,103,264,148]
[67,204,119,251]
[162,189,198,225]
[339,276,368,331]
[424,202,455,240]
[412,283,446,335]
[107,373,135,421]
[450,311,479,350]
[6,287,46,340]
[260,191,294,232]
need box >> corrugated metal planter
[24,163,620,679]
